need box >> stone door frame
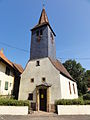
[36,85,50,112]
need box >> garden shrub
[55,98,90,105]
[0,98,30,107]
[84,100,90,105]
[83,93,90,100]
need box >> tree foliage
[84,70,90,88]
[63,59,88,95]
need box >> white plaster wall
[19,58,61,104]
[58,105,90,115]
[0,61,5,73]
[0,61,14,76]
[0,106,28,115]
[60,74,78,99]
[0,72,14,95]
[0,61,15,95]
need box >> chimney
[0,48,4,53]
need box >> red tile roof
[49,58,74,81]
[0,51,13,67]
[0,50,23,73]
[13,63,23,73]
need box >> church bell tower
[30,8,56,60]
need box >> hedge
[0,98,30,107]
[83,94,90,100]
[55,98,90,105]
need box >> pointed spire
[38,8,49,25]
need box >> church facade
[19,8,78,112]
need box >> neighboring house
[19,8,78,112]
[0,49,23,99]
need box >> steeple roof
[31,8,56,36]
[38,8,49,24]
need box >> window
[0,80,1,89]
[5,81,8,90]
[73,84,76,94]
[40,29,43,35]
[10,83,12,87]
[42,77,46,82]
[31,78,34,83]
[50,32,54,44]
[36,61,40,66]
[5,67,10,75]
[0,80,1,86]
[28,93,33,100]
[36,31,39,36]
[69,82,71,94]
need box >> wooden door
[39,89,47,111]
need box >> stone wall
[0,106,28,115]
[58,105,90,115]
[60,74,78,99]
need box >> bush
[0,98,30,107]
[55,98,90,105]
[84,100,90,105]
[83,94,90,100]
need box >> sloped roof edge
[49,58,75,81]
[0,51,23,73]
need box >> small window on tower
[36,31,39,36]
[50,32,54,44]
[36,61,40,66]
[40,29,43,35]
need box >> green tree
[63,60,88,95]
[84,70,90,89]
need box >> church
[19,8,78,112]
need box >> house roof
[13,63,23,73]
[49,58,74,81]
[31,8,56,36]
[0,50,13,67]
[0,50,23,73]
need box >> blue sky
[0,0,90,70]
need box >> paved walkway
[0,112,90,120]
